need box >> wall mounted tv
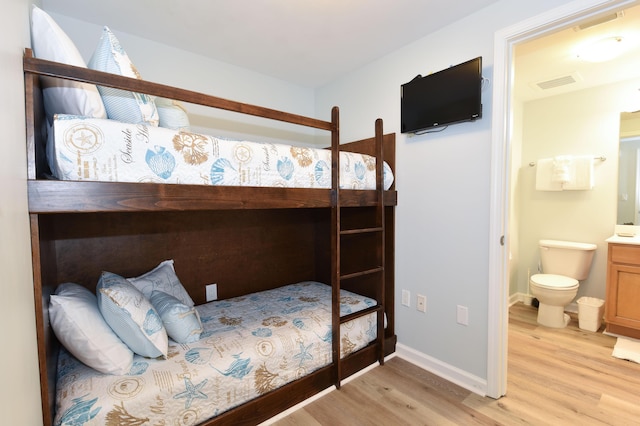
[401,57,483,134]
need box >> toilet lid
[530,274,578,289]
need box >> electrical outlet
[457,305,469,325]
[416,294,426,313]
[206,283,218,302]
[402,290,411,307]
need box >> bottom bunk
[31,203,397,426]
[53,280,378,425]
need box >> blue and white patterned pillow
[150,291,203,344]
[155,97,190,131]
[88,26,159,126]
[96,271,168,358]
[128,260,195,307]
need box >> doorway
[488,0,640,399]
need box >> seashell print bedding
[47,115,394,190]
[53,281,377,425]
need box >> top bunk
[23,49,397,214]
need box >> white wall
[0,1,43,424]
[316,0,575,388]
[50,12,321,147]
[515,78,640,301]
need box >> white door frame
[487,0,638,398]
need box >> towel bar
[529,155,606,167]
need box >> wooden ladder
[331,117,386,389]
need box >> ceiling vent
[573,11,624,31]
[533,72,582,91]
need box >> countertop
[606,234,640,245]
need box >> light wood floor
[272,303,640,425]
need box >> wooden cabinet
[606,243,640,339]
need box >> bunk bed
[24,47,397,426]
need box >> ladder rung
[340,305,382,324]
[340,226,383,235]
[340,267,383,281]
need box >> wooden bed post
[330,106,341,389]
[374,118,386,366]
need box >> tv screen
[401,57,482,133]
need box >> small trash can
[577,297,605,332]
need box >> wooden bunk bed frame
[24,48,397,426]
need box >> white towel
[612,336,640,364]
[535,158,563,191]
[552,155,572,184]
[563,156,594,190]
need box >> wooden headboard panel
[34,209,331,304]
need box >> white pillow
[88,26,159,126]
[155,97,191,131]
[97,271,168,358]
[150,291,203,344]
[49,282,133,375]
[30,6,107,124]
[128,260,195,307]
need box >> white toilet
[529,239,597,328]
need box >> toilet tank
[539,239,597,280]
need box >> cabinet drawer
[610,244,640,264]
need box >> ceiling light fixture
[576,36,625,62]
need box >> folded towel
[612,336,640,364]
[563,156,594,190]
[552,155,572,183]
[535,158,563,191]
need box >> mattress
[47,115,394,190]
[53,281,377,425]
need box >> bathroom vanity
[605,234,640,339]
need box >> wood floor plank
[270,303,640,425]
[273,410,323,426]
[350,365,496,425]
[598,393,640,423]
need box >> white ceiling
[514,3,640,102]
[41,0,500,88]
[40,1,640,98]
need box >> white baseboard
[395,343,487,396]
[508,292,521,306]
[566,302,578,313]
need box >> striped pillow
[150,291,202,344]
[88,26,158,126]
[155,97,191,131]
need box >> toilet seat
[530,273,578,290]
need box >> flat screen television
[401,57,483,133]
